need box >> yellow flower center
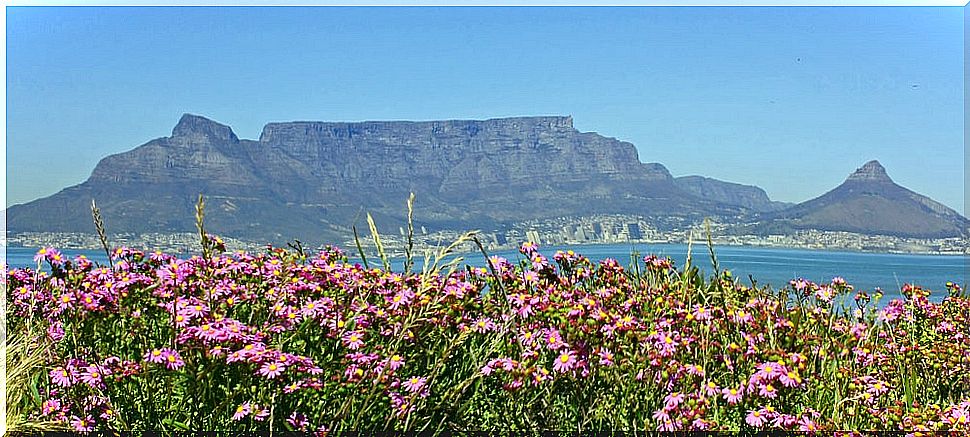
[201,324,210,331]
[152,350,161,356]
[91,372,99,378]
[269,364,278,371]
[560,354,570,363]
[167,355,176,362]
[61,295,71,303]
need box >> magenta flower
[387,354,405,371]
[160,348,185,370]
[284,381,303,393]
[79,365,105,388]
[779,370,802,387]
[596,348,614,366]
[722,386,743,405]
[402,375,427,393]
[41,398,63,416]
[553,350,576,373]
[49,366,74,387]
[703,380,720,397]
[342,331,365,350]
[144,348,165,364]
[663,392,685,410]
[756,362,783,380]
[232,402,252,421]
[797,416,820,432]
[758,383,779,399]
[258,361,286,379]
[745,409,767,428]
[47,321,65,342]
[473,317,497,333]
[287,411,309,430]
[253,405,270,421]
[70,415,95,432]
[543,328,566,350]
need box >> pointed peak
[172,114,238,142]
[846,160,892,183]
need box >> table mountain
[7,114,741,244]
[750,160,968,238]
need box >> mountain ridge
[7,115,966,243]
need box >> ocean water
[4,244,967,300]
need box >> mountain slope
[674,175,792,212]
[7,114,739,244]
[754,160,968,238]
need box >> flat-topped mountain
[7,114,743,244]
[753,160,968,238]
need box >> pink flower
[745,409,767,428]
[473,317,497,333]
[543,328,566,350]
[798,416,820,432]
[79,365,105,388]
[756,362,783,379]
[342,331,365,350]
[387,354,405,371]
[160,348,185,370]
[663,392,685,410]
[284,381,303,393]
[596,348,614,366]
[553,350,576,373]
[287,411,309,430]
[758,383,779,399]
[144,349,163,364]
[258,361,286,379]
[49,366,74,387]
[780,370,802,387]
[47,321,65,342]
[41,398,63,416]
[402,376,427,393]
[71,415,95,432]
[252,405,270,421]
[703,380,720,397]
[722,386,743,405]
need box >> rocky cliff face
[7,114,736,244]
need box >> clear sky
[6,6,966,214]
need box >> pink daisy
[553,350,576,373]
[402,375,427,393]
[258,361,286,379]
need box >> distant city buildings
[6,214,968,257]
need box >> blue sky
[6,6,966,214]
